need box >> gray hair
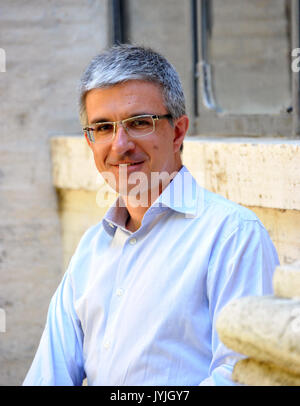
[78,43,186,127]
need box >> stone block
[273,261,300,299]
[51,136,300,211]
[233,358,300,386]
[216,295,300,376]
[183,139,300,211]
[50,136,103,191]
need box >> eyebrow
[90,117,111,124]
[90,112,154,124]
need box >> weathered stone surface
[51,136,300,211]
[273,261,300,299]
[0,0,110,386]
[51,135,300,268]
[183,139,300,211]
[233,358,300,386]
[243,206,300,266]
[58,189,116,269]
[216,296,300,375]
[50,136,103,191]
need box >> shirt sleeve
[22,268,86,386]
[199,218,280,386]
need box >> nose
[111,122,135,154]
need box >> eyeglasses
[83,113,172,144]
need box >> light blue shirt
[23,166,279,386]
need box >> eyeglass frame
[83,113,173,143]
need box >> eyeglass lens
[90,116,155,143]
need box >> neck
[125,204,148,232]
[123,188,158,232]
[124,162,183,232]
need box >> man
[23,44,279,386]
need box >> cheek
[91,147,107,169]
[153,138,172,156]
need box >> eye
[129,117,152,129]
[94,123,114,133]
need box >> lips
[111,161,144,167]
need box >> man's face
[85,80,188,197]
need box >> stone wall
[51,136,300,270]
[0,0,109,385]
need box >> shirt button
[104,340,110,349]
[129,238,137,245]
[116,288,124,297]
[108,222,115,228]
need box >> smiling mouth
[112,162,144,167]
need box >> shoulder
[193,186,268,244]
[182,166,259,227]
[198,188,279,265]
[197,186,259,223]
[73,221,105,257]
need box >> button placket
[102,227,138,356]
[116,288,124,297]
[102,229,140,355]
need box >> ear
[173,115,189,153]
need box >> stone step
[232,358,300,386]
[216,295,300,376]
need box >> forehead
[85,80,167,122]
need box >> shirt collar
[102,165,199,235]
[154,165,199,217]
[103,196,129,235]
